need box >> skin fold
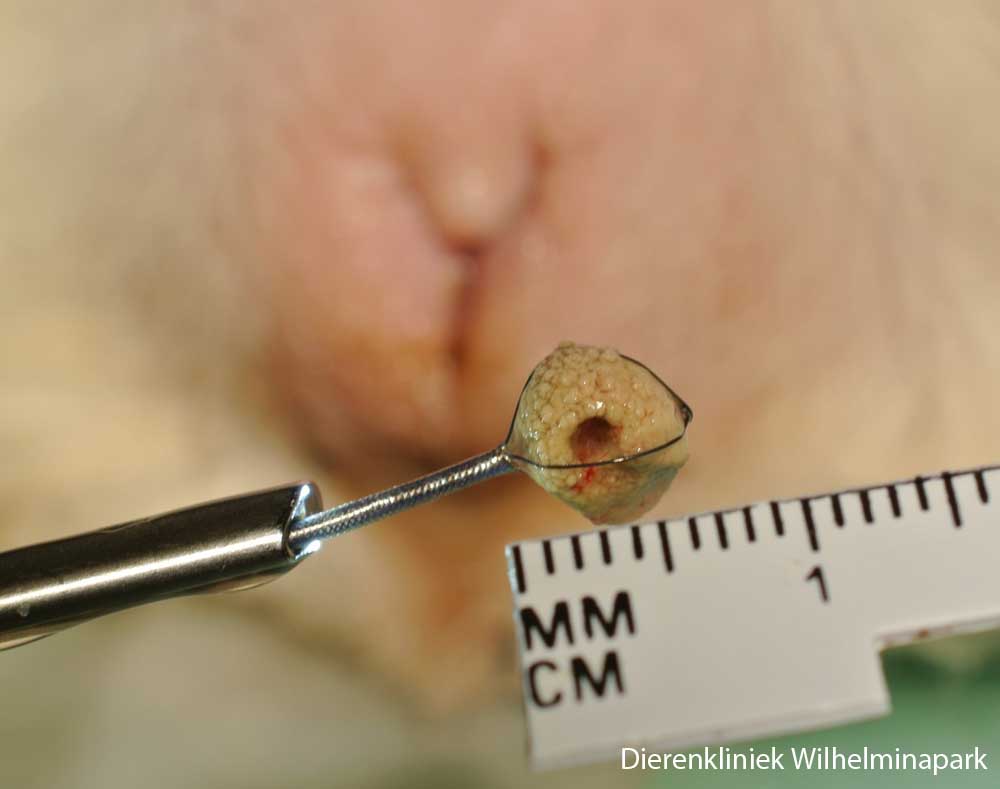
[3,0,1000,714]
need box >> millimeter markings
[508,464,996,594]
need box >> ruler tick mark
[887,485,901,517]
[830,493,845,527]
[942,471,962,527]
[714,512,729,550]
[571,534,584,570]
[630,525,644,560]
[542,540,555,574]
[801,498,819,552]
[658,521,674,573]
[915,475,929,511]
[599,530,613,564]
[511,546,526,594]
[975,470,989,504]
[742,506,756,542]
[859,489,874,523]
[688,517,701,550]
[770,501,785,536]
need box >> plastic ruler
[504,464,1000,769]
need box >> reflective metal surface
[0,482,321,650]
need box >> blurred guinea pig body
[2,1,1000,709]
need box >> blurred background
[2,2,999,787]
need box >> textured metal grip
[0,482,321,651]
[287,449,512,550]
